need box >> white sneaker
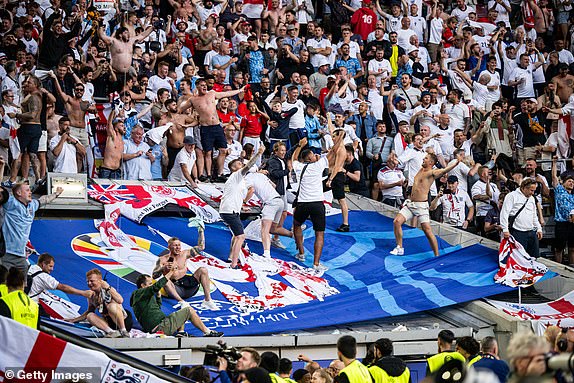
[188,217,205,229]
[313,263,329,276]
[295,253,306,261]
[300,224,307,231]
[271,238,286,249]
[105,330,121,338]
[390,246,405,256]
[201,300,220,311]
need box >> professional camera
[153,19,165,30]
[199,340,242,371]
[546,351,574,375]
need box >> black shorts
[106,309,133,331]
[167,146,181,173]
[220,212,244,236]
[555,221,574,250]
[200,124,227,152]
[17,124,42,154]
[331,172,346,200]
[293,201,326,231]
[173,274,200,300]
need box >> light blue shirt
[3,195,39,257]
[212,54,233,84]
[149,143,163,180]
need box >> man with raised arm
[390,154,460,256]
[99,120,125,180]
[97,24,153,75]
[179,78,246,181]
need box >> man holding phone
[430,175,475,230]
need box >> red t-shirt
[218,110,237,124]
[240,113,265,137]
[350,8,377,41]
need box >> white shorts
[242,4,264,19]
[69,126,89,147]
[398,199,430,224]
[261,197,284,223]
[38,130,47,152]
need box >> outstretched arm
[432,158,460,178]
[241,144,265,176]
[215,86,246,99]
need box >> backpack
[24,270,44,295]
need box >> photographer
[430,175,475,230]
[217,347,261,383]
[506,332,549,382]
[130,268,222,337]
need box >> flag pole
[518,285,522,307]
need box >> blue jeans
[99,167,122,180]
[510,229,540,258]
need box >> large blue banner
[30,212,521,336]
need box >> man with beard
[99,120,126,179]
[98,25,153,75]
[159,98,198,173]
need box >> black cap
[559,63,569,70]
[183,136,195,145]
[447,175,458,183]
[428,73,439,80]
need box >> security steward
[0,267,39,329]
[335,335,375,383]
[368,338,411,383]
[0,265,8,297]
[426,330,466,374]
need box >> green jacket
[130,276,169,333]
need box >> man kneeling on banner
[131,266,223,337]
[67,268,133,338]
[152,220,219,311]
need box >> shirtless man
[99,120,125,179]
[98,24,153,75]
[15,75,44,182]
[262,0,286,35]
[391,154,460,256]
[179,78,245,180]
[551,63,574,105]
[159,98,198,173]
[48,70,96,171]
[152,231,219,310]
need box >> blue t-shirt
[554,184,574,222]
[149,144,164,180]
[248,50,265,83]
[212,54,233,84]
[3,195,39,257]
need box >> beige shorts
[38,130,47,152]
[69,126,89,147]
[398,199,430,224]
[261,197,284,223]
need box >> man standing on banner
[551,158,574,265]
[0,184,63,274]
[291,132,344,274]
[245,170,294,258]
[48,70,96,174]
[219,145,265,269]
[152,228,219,311]
[390,154,460,256]
[499,178,543,258]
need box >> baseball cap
[0,53,6,59]
[421,90,431,98]
[527,98,538,104]
[287,24,296,31]
[393,96,406,105]
[408,46,419,54]
[317,56,330,68]
[183,136,195,145]
[362,0,372,4]
[428,73,439,80]
[447,175,458,183]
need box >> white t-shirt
[282,99,306,130]
[50,134,79,174]
[307,37,332,68]
[447,160,471,192]
[479,70,501,103]
[429,18,443,45]
[443,102,471,131]
[438,190,473,227]
[295,156,329,202]
[168,147,196,182]
[384,14,402,33]
[368,58,392,88]
[336,41,361,59]
[27,264,59,302]
[432,125,456,158]
[396,28,417,51]
[123,139,152,180]
[471,180,500,216]
[413,104,441,129]
[488,0,510,26]
[451,5,475,21]
[220,169,248,214]
[377,167,405,197]
[509,65,535,98]
[410,15,427,43]
[472,82,490,108]
[245,172,279,203]
[223,140,243,175]
[146,75,172,100]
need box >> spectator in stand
[168,136,198,187]
[378,153,406,208]
[122,125,153,181]
[500,178,543,257]
[472,336,510,383]
[430,175,474,230]
[506,333,549,380]
[343,144,369,198]
[50,117,86,174]
[551,158,574,264]
[484,193,507,241]
[366,121,393,199]
[472,166,501,237]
